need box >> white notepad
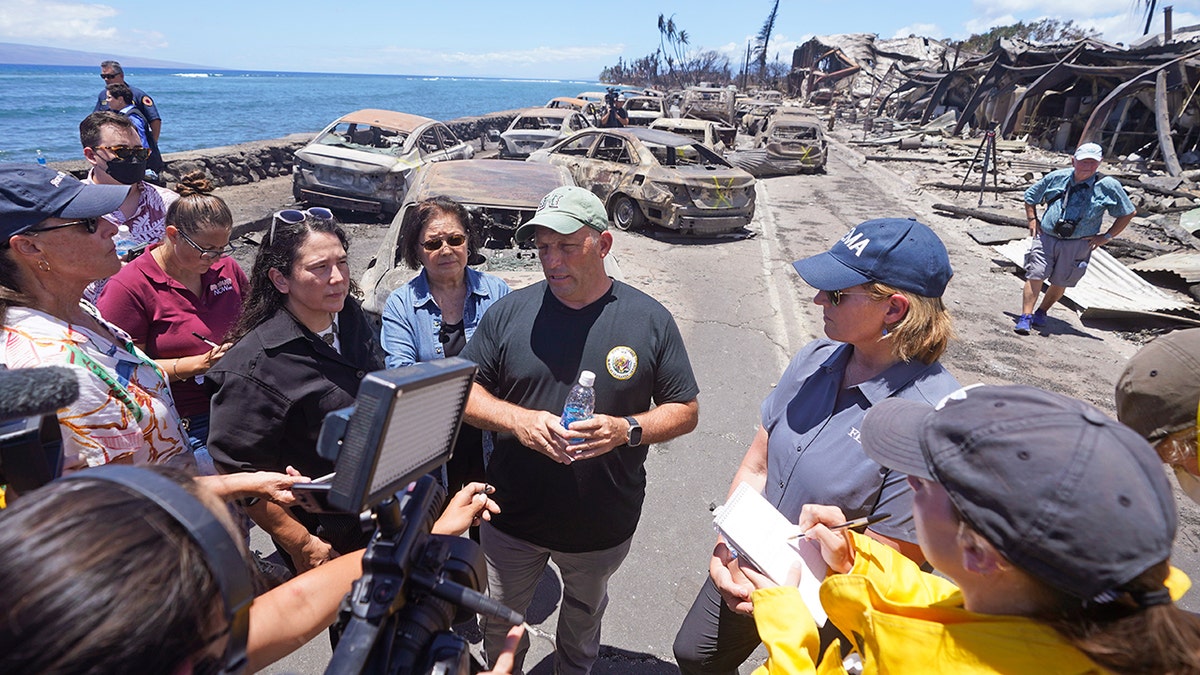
[713,482,828,626]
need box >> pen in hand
[191,331,221,349]
[787,512,891,541]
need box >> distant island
[0,42,205,69]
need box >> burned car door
[545,132,599,180]
[583,134,634,201]
[436,124,472,160]
[417,126,449,162]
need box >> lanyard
[62,319,164,424]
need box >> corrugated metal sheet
[1131,251,1200,283]
[994,240,1194,315]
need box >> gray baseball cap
[1116,328,1200,443]
[861,384,1175,601]
[514,186,608,245]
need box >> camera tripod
[959,125,1000,207]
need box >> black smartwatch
[624,416,643,447]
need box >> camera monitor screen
[319,357,477,514]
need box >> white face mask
[1175,466,1200,505]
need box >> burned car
[498,108,592,159]
[624,96,668,126]
[527,127,756,235]
[679,87,737,126]
[359,159,575,316]
[292,109,474,216]
[545,96,602,121]
[728,113,827,176]
[735,98,779,135]
[649,117,736,154]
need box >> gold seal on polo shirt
[607,346,637,380]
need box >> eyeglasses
[422,233,467,252]
[100,73,118,80]
[92,145,150,161]
[177,228,236,260]
[27,218,101,235]
[824,289,875,306]
[268,207,335,244]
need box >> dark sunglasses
[177,229,235,260]
[825,289,874,306]
[93,145,150,161]
[422,233,467,252]
[268,207,335,244]
[28,217,101,235]
[100,73,119,80]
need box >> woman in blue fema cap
[675,217,961,672]
[744,384,1200,674]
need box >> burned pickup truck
[527,127,756,235]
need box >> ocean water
[0,64,601,163]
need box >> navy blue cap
[792,218,952,297]
[0,164,129,240]
[862,384,1175,601]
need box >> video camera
[605,86,620,106]
[0,365,77,495]
[291,357,522,674]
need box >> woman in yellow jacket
[744,384,1200,675]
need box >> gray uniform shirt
[762,339,960,543]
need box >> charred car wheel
[612,195,645,232]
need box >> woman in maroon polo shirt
[97,171,247,474]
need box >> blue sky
[2,0,1197,79]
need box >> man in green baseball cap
[465,184,700,672]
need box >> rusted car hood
[294,144,416,174]
[407,160,573,208]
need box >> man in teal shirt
[1015,142,1135,334]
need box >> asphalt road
[245,140,1200,673]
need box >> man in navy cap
[1015,142,1134,334]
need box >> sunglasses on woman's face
[92,145,151,161]
[824,289,874,306]
[421,233,467,252]
[28,217,101,235]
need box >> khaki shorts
[1024,232,1093,287]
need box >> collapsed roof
[792,27,1200,175]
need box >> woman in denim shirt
[380,197,511,494]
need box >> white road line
[754,180,802,373]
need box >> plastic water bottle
[35,149,46,166]
[114,225,136,258]
[561,370,596,443]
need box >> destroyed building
[792,23,1200,176]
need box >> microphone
[0,366,80,422]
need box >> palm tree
[1139,0,1158,35]
[754,0,781,81]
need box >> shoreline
[48,108,526,188]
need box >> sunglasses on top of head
[92,145,151,161]
[824,288,875,306]
[422,233,467,252]
[267,207,335,244]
